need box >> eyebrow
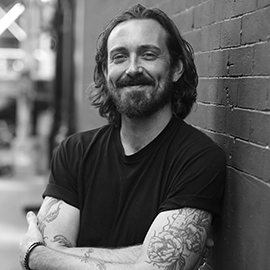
[109,46,127,57]
[139,45,161,52]
[109,44,161,57]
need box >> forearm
[21,208,212,270]
[29,244,201,270]
[55,245,142,264]
[29,245,138,270]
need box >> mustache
[116,74,155,88]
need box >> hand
[19,211,44,269]
[192,236,215,270]
[203,236,214,259]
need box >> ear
[172,60,184,82]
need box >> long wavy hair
[89,4,198,125]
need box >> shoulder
[172,118,226,163]
[62,124,113,146]
[178,119,217,144]
[56,124,114,156]
[173,118,222,147]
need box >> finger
[203,247,210,259]
[26,211,38,227]
[205,237,214,248]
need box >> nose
[125,55,143,76]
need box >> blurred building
[0,0,131,179]
[0,0,77,178]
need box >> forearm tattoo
[51,235,72,248]
[76,256,106,270]
[49,246,106,270]
[76,249,106,269]
[37,198,66,245]
[37,200,106,268]
[147,208,211,270]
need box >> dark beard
[109,74,173,119]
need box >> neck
[120,105,172,155]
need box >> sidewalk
[0,175,46,270]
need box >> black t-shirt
[43,117,226,247]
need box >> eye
[141,51,158,60]
[111,54,127,64]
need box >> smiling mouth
[121,85,152,90]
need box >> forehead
[107,19,168,52]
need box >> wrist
[24,242,45,270]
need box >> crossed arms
[19,196,213,270]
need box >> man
[19,4,226,270]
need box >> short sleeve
[42,137,81,208]
[159,145,226,216]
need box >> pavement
[0,174,46,270]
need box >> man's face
[105,19,174,118]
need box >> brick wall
[144,0,270,269]
[160,0,270,184]
[78,0,270,268]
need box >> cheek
[107,65,125,85]
[154,70,171,86]
[145,62,171,80]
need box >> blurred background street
[0,0,56,268]
[0,0,78,268]
[0,0,107,268]
[0,175,45,270]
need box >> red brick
[197,78,218,103]
[182,29,201,53]
[172,8,194,34]
[201,23,221,52]
[216,78,238,107]
[171,0,187,13]
[263,149,270,183]
[256,7,270,41]
[194,4,202,29]
[232,0,257,16]
[209,50,229,77]
[196,0,208,4]
[250,112,270,146]
[211,0,223,22]
[186,0,196,9]
[232,139,264,179]
[258,0,270,8]
[254,42,270,76]
[198,78,238,107]
[194,52,210,77]
[242,12,259,44]
[261,7,270,39]
[145,0,165,7]
[238,78,270,110]
[221,18,241,48]
[220,0,234,19]
[206,105,226,132]
[242,8,270,44]
[228,46,254,76]
[156,0,177,16]
[186,102,207,128]
[200,27,211,52]
[212,0,234,21]
[158,0,188,15]
[194,1,212,28]
[221,167,270,270]
[226,108,251,140]
[209,23,221,50]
